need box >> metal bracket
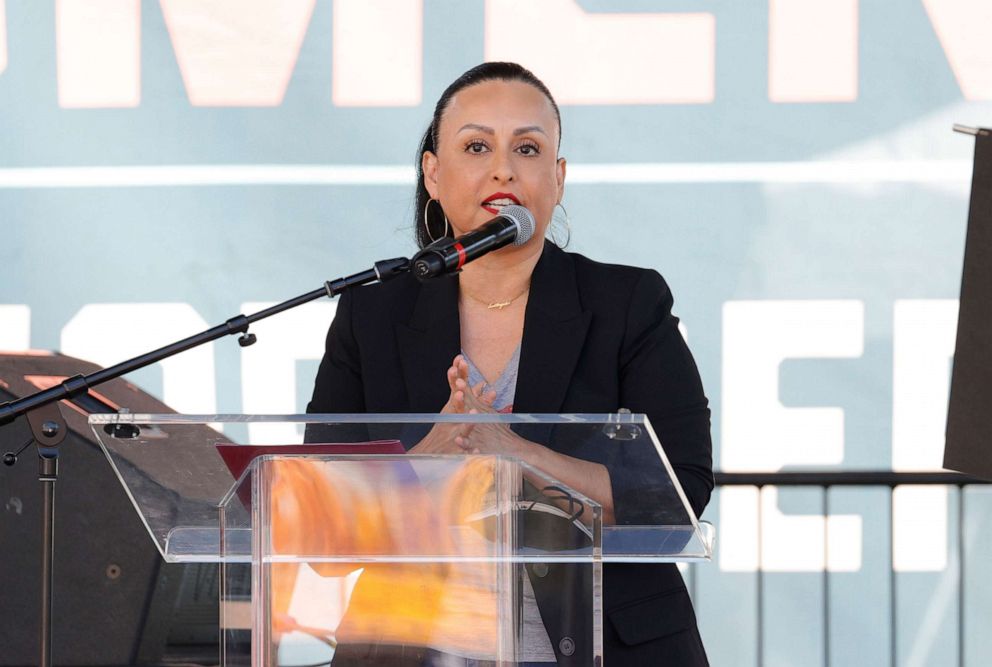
[953,124,991,137]
[25,402,67,450]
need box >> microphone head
[500,205,536,246]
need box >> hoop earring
[550,202,572,247]
[424,198,450,244]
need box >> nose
[491,150,515,183]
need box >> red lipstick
[481,192,521,215]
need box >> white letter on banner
[159,0,316,106]
[485,0,714,105]
[332,0,422,106]
[719,301,864,572]
[718,485,865,572]
[922,0,992,100]
[0,305,30,350]
[61,304,216,414]
[240,301,337,444]
[56,0,141,108]
[891,300,957,571]
[768,0,858,102]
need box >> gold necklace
[462,285,530,311]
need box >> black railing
[692,471,991,667]
[714,471,988,487]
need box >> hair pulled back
[414,62,561,249]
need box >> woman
[308,62,713,666]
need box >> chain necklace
[461,284,531,311]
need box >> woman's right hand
[408,356,494,454]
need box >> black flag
[945,128,992,481]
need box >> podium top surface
[89,413,713,564]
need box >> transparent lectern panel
[222,455,602,666]
[88,413,712,563]
[89,413,710,666]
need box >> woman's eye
[517,143,540,156]
[465,141,489,154]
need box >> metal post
[38,451,58,667]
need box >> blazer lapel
[514,243,592,414]
[394,274,461,412]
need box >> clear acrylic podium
[89,413,713,666]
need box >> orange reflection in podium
[266,457,509,658]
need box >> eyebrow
[457,123,549,137]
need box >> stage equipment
[0,352,224,666]
[412,205,535,279]
[945,125,992,481]
[89,412,715,666]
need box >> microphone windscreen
[500,205,536,246]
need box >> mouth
[481,192,521,215]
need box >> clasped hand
[408,355,526,457]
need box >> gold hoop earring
[550,202,571,247]
[424,198,450,244]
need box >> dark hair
[414,62,562,249]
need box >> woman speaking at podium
[308,62,713,666]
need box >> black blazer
[308,241,713,666]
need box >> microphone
[411,205,535,281]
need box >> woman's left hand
[454,421,530,458]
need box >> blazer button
[532,562,550,578]
[559,636,575,656]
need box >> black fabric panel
[945,130,992,481]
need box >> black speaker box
[0,352,220,666]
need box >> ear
[422,151,440,199]
[556,156,567,202]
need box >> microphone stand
[0,256,410,667]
